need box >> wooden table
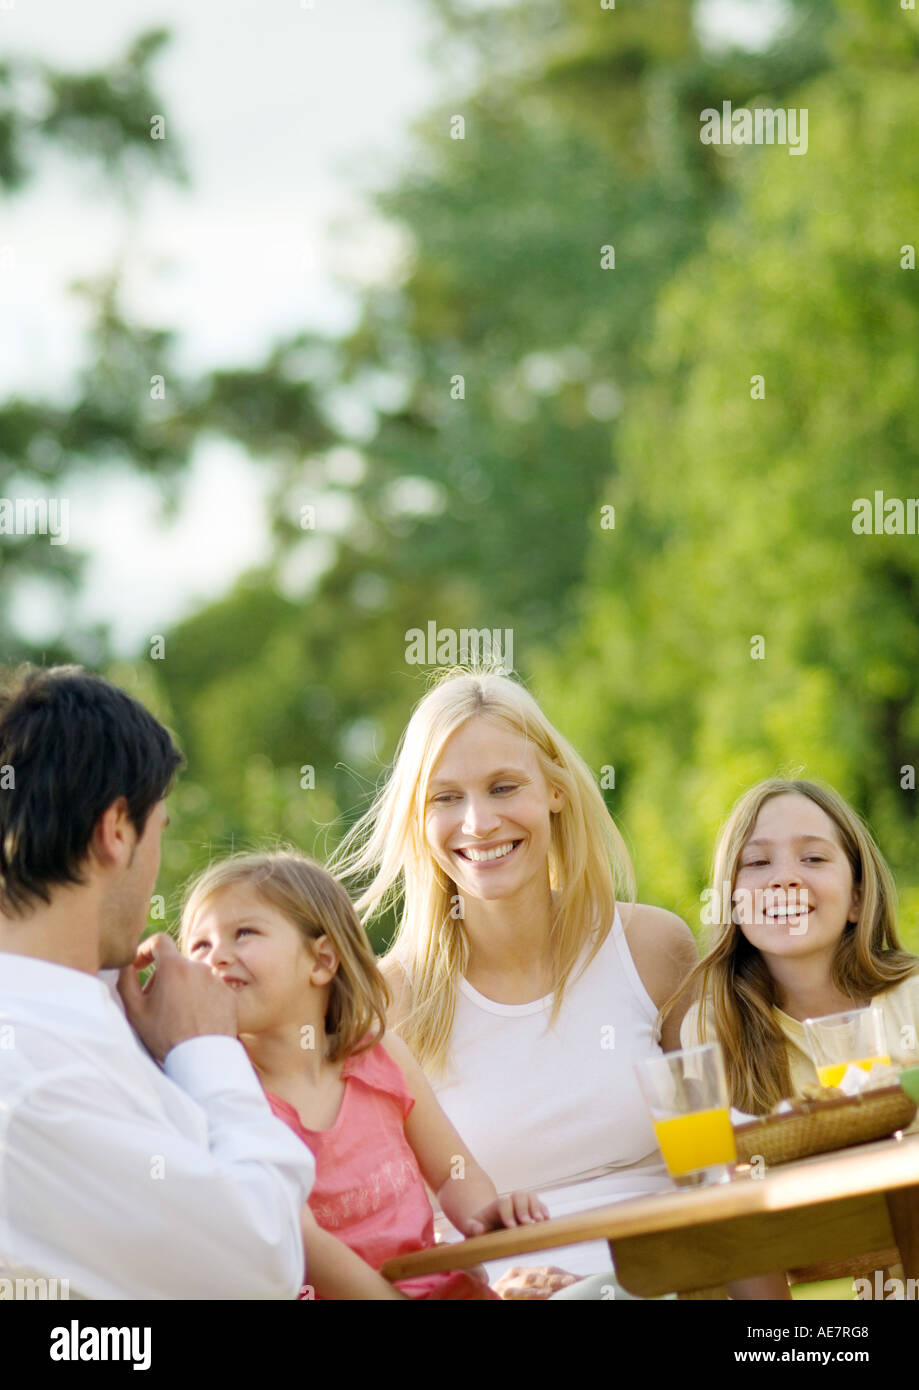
[381,1132,919,1297]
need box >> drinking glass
[802,1007,890,1088]
[636,1043,736,1187]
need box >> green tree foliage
[6,1,917,958]
[0,32,332,664]
[147,0,843,931]
[537,0,919,943]
[0,33,192,661]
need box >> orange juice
[653,1106,736,1177]
[816,1055,891,1088]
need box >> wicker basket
[733,1085,917,1167]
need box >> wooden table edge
[381,1131,919,1282]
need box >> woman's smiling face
[424,716,564,906]
[733,792,861,963]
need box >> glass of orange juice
[636,1043,736,1187]
[803,1007,891,1087]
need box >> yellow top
[680,971,919,1108]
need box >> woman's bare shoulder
[621,901,698,949]
[620,903,700,1004]
[379,953,414,1030]
[377,1027,413,1068]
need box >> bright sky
[1,0,785,655]
[2,0,439,652]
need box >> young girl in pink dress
[179,850,550,1300]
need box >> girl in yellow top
[675,777,919,1115]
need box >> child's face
[183,884,320,1032]
[424,716,564,908]
[733,793,860,966]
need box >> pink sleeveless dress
[265,1040,498,1300]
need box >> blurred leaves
[38,29,187,189]
[2,1,918,951]
[537,40,919,945]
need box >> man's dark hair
[0,664,184,916]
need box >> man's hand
[460,1190,551,1237]
[493,1265,581,1300]
[118,933,237,1065]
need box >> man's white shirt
[0,953,315,1299]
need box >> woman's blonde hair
[668,778,917,1114]
[330,666,636,1075]
[179,850,390,1063]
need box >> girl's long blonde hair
[179,851,390,1063]
[667,778,917,1114]
[330,667,636,1075]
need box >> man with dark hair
[0,665,314,1299]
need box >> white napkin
[837,1062,898,1095]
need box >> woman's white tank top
[426,909,672,1281]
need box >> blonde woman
[332,668,698,1299]
[674,778,919,1115]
